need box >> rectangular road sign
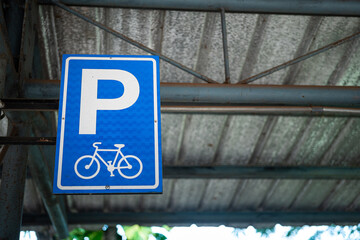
[53,55,162,193]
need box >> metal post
[0,125,27,240]
[0,1,27,237]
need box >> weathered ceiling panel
[294,17,360,86]
[231,179,274,211]
[24,2,360,228]
[290,180,339,211]
[68,195,105,212]
[161,11,206,83]
[198,179,239,211]
[215,116,267,165]
[177,115,227,165]
[257,117,310,165]
[167,179,208,211]
[290,117,349,165]
[249,15,311,85]
[161,114,184,165]
[319,180,360,211]
[228,13,261,83]
[140,179,174,211]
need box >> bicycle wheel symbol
[117,155,143,179]
[74,155,100,180]
[73,142,143,180]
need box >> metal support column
[0,0,27,238]
[0,125,27,239]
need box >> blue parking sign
[53,55,162,193]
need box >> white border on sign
[57,56,160,191]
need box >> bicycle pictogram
[74,142,143,180]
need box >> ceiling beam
[164,166,360,179]
[2,100,360,116]
[38,0,360,16]
[2,166,360,179]
[23,211,360,226]
[23,80,360,107]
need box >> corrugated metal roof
[18,3,360,229]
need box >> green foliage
[123,225,152,240]
[152,233,167,240]
[65,225,170,240]
[123,225,170,240]
[67,227,103,240]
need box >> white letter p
[79,69,140,134]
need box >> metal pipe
[220,8,230,83]
[0,136,56,145]
[162,106,360,116]
[3,101,360,117]
[1,98,59,111]
[23,211,360,226]
[164,166,360,179]
[39,0,360,16]
[160,83,360,108]
[52,1,218,84]
[3,166,360,179]
[239,30,360,84]
[23,81,360,108]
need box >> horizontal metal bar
[160,83,360,107]
[0,137,56,145]
[3,99,360,116]
[23,81,360,107]
[23,211,360,226]
[0,99,59,111]
[3,166,360,179]
[39,0,360,16]
[3,101,360,116]
[162,106,360,116]
[164,166,360,179]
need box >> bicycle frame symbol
[74,142,143,180]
